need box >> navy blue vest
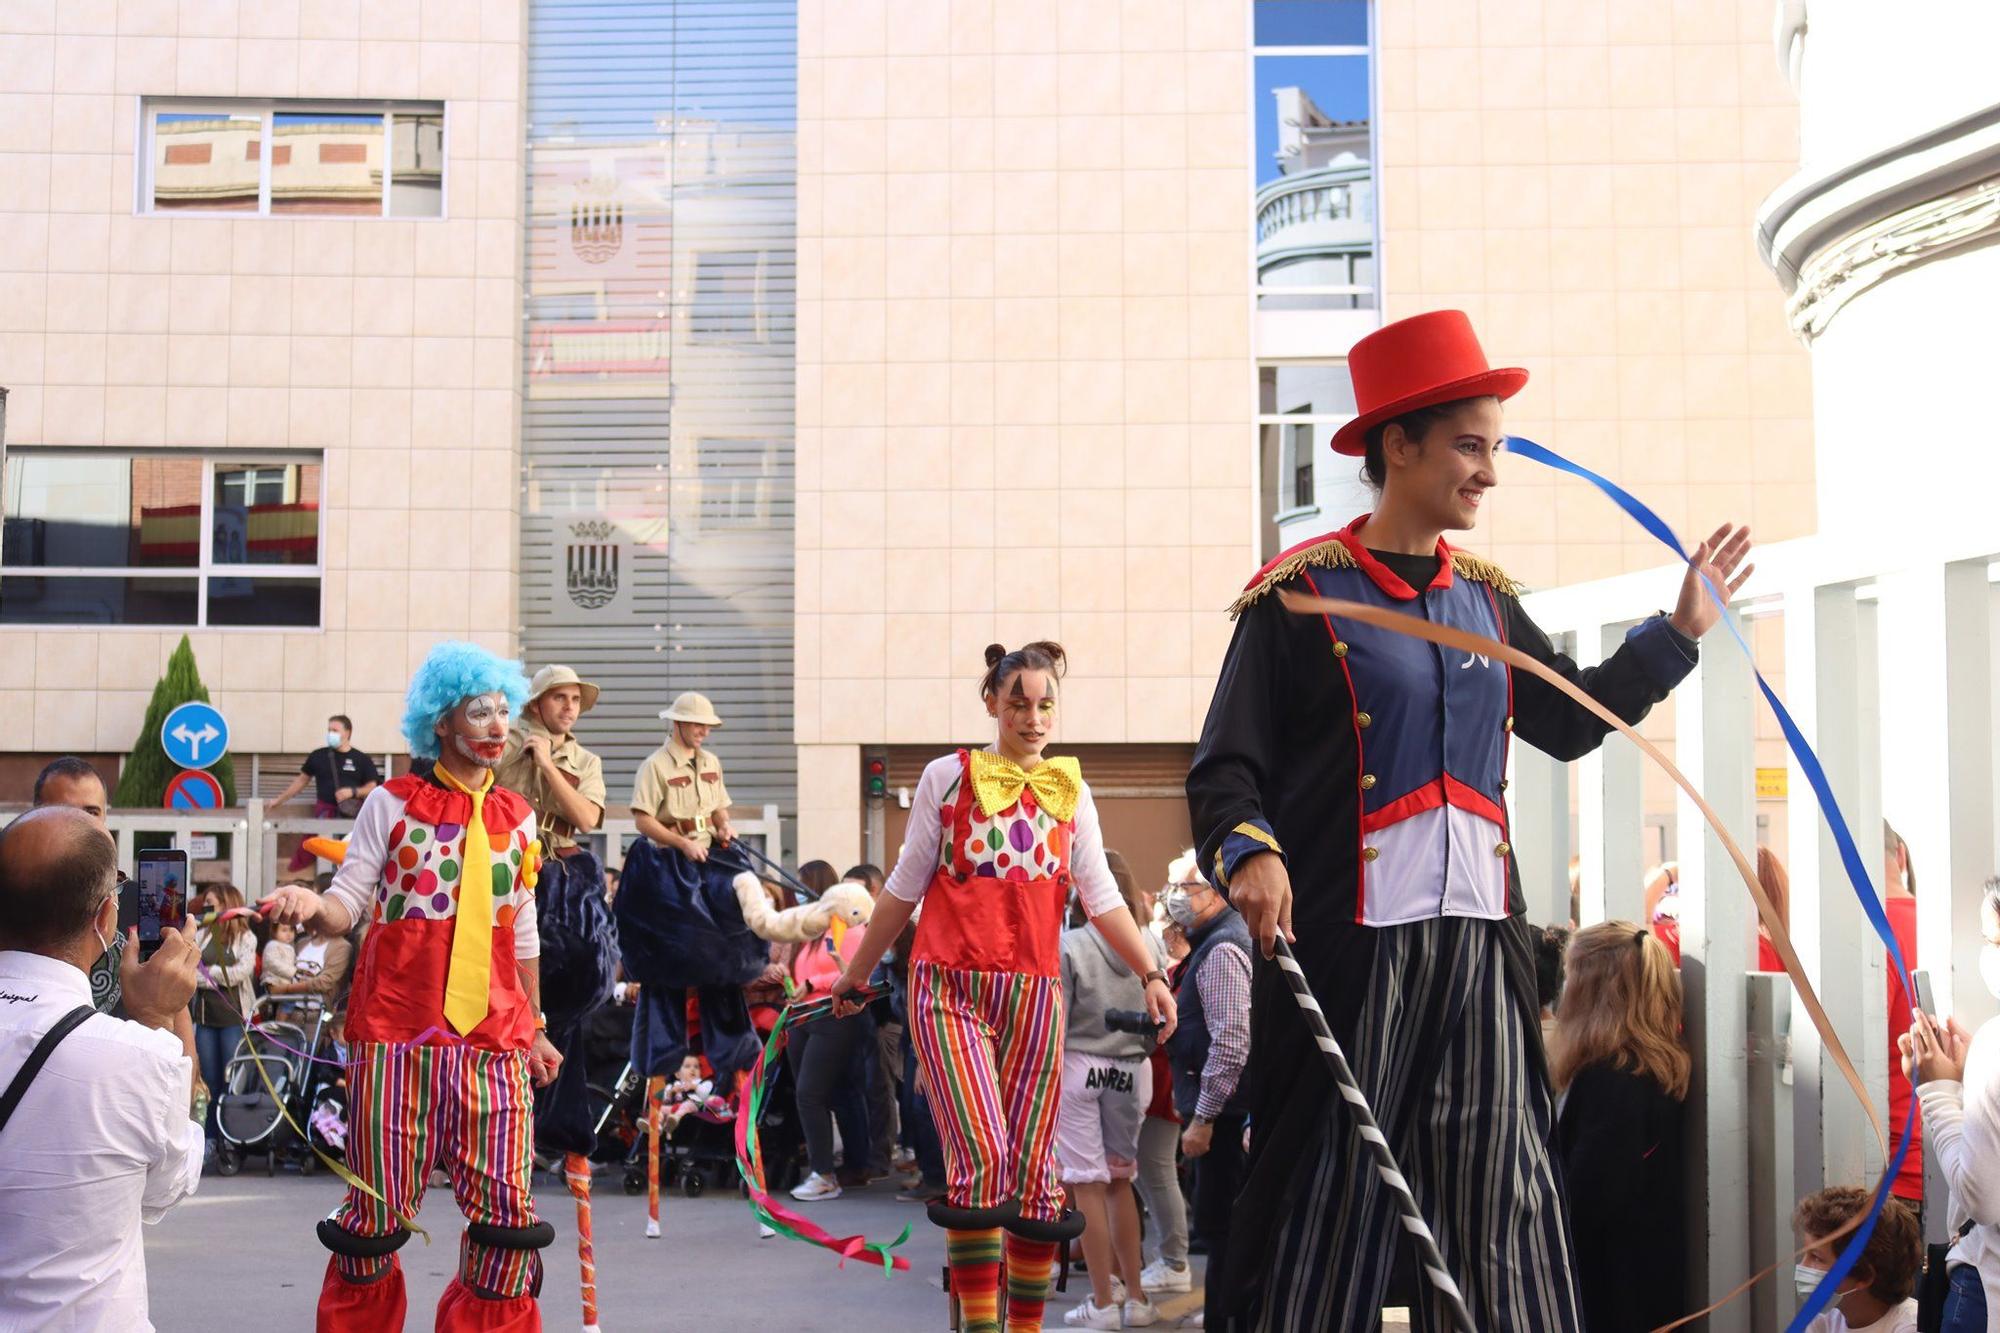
[1165,906,1252,1120]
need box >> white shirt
[324,782,540,958]
[1919,1014,2000,1331]
[882,753,1123,917]
[1805,1297,1919,1332]
[0,950,202,1331]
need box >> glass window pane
[204,576,320,626]
[3,454,201,568]
[1265,363,1356,416]
[271,111,385,216]
[1255,54,1373,311]
[388,111,445,217]
[690,251,763,343]
[150,112,261,212]
[1254,0,1369,46]
[211,462,319,565]
[0,575,199,625]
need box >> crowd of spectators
[8,744,1986,1332]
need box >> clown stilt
[267,643,565,1333]
[831,642,1175,1333]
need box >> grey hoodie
[1060,923,1165,1061]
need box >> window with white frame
[1258,361,1360,560]
[1252,2,1375,311]
[0,451,324,628]
[141,99,445,218]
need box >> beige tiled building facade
[0,0,528,772]
[0,0,1813,872]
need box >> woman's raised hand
[1669,523,1755,639]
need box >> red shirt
[1885,895,1924,1201]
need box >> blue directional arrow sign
[160,701,229,771]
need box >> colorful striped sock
[1003,1234,1058,1331]
[947,1227,1004,1333]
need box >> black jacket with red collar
[1185,515,1696,1302]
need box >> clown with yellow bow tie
[831,642,1176,1333]
[265,642,559,1333]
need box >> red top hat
[1329,310,1528,457]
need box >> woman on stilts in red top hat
[1189,310,1755,1331]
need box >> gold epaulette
[1449,550,1524,598]
[1227,539,1357,618]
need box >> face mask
[1793,1264,1826,1300]
[93,926,112,966]
[1982,943,2000,1001]
[326,731,343,748]
[1164,888,1201,929]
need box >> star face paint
[445,692,511,769]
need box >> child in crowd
[1552,921,1690,1333]
[1793,1186,1920,1332]
[659,1054,730,1133]
[261,920,298,990]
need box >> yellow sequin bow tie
[968,750,1083,823]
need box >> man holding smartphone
[0,806,204,1331]
[265,643,561,1333]
[30,757,124,1014]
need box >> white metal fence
[1518,533,2000,1331]
[0,801,788,894]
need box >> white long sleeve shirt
[882,752,1124,918]
[1916,1014,2000,1330]
[0,950,203,1331]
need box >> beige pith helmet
[659,691,723,727]
[528,664,600,714]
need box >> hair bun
[983,643,1007,669]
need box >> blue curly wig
[401,641,531,760]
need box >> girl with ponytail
[832,642,1176,1333]
[1552,921,1692,1333]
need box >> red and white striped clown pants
[908,961,1067,1223]
[327,1041,541,1298]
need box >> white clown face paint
[441,691,511,769]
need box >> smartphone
[133,849,189,959]
[1913,969,1936,1019]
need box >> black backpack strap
[0,1005,97,1136]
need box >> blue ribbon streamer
[1504,434,1916,1331]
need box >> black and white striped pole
[1271,935,1478,1333]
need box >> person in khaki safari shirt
[496,665,608,856]
[498,665,621,1167]
[616,691,765,1106]
[630,692,735,859]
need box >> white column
[796,743,863,871]
[1676,625,1755,1331]
[1747,973,1797,1333]
[1784,582,1886,1195]
[1881,559,1998,1026]
[1577,621,1644,924]
[1509,743,1570,927]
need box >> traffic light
[865,756,887,799]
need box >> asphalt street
[144,1163,1210,1331]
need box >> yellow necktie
[967,750,1083,823]
[435,764,497,1036]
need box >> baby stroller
[214,996,346,1177]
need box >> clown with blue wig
[266,642,562,1333]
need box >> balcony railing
[1255,160,1374,245]
[1515,530,1999,1328]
